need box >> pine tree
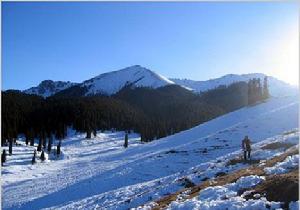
[93,129,97,138]
[124,132,128,148]
[247,79,253,105]
[86,129,92,139]
[32,150,36,165]
[9,139,13,155]
[57,141,61,156]
[42,133,47,150]
[257,78,262,100]
[29,128,34,146]
[25,135,29,145]
[37,137,42,152]
[263,76,269,99]
[2,149,7,166]
[86,131,92,139]
[47,135,52,153]
[40,150,45,162]
[253,78,259,103]
[248,78,263,105]
[30,136,34,146]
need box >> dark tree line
[1,91,144,146]
[248,77,270,105]
[1,77,269,146]
[115,85,225,141]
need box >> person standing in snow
[242,135,251,160]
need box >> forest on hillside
[1,77,269,147]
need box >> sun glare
[270,26,299,86]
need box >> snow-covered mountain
[22,66,297,98]
[80,65,175,96]
[24,80,77,97]
[170,73,298,97]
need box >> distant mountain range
[170,73,298,97]
[22,65,297,98]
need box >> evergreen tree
[263,76,269,99]
[247,79,252,105]
[2,149,7,166]
[40,150,45,162]
[86,129,92,139]
[93,129,97,138]
[124,132,128,148]
[37,137,42,152]
[255,78,262,102]
[30,137,35,146]
[57,141,61,156]
[47,135,52,153]
[29,128,35,146]
[42,132,47,150]
[25,135,29,145]
[257,78,262,100]
[9,139,13,155]
[247,78,264,105]
[32,150,36,165]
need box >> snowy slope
[171,73,298,97]
[81,65,175,95]
[51,131,299,210]
[164,137,299,210]
[2,95,298,210]
[24,80,77,97]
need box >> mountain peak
[81,66,175,95]
[24,80,77,97]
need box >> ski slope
[2,95,298,210]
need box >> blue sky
[2,2,299,90]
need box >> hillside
[2,94,298,210]
[148,135,298,210]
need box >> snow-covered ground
[2,95,299,210]
[164,134,299,210]
[166,175,282,210]
[264,154,299,175]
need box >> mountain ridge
[23,80,77,98]
[22,65,297,97]
[80,65,175,96]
